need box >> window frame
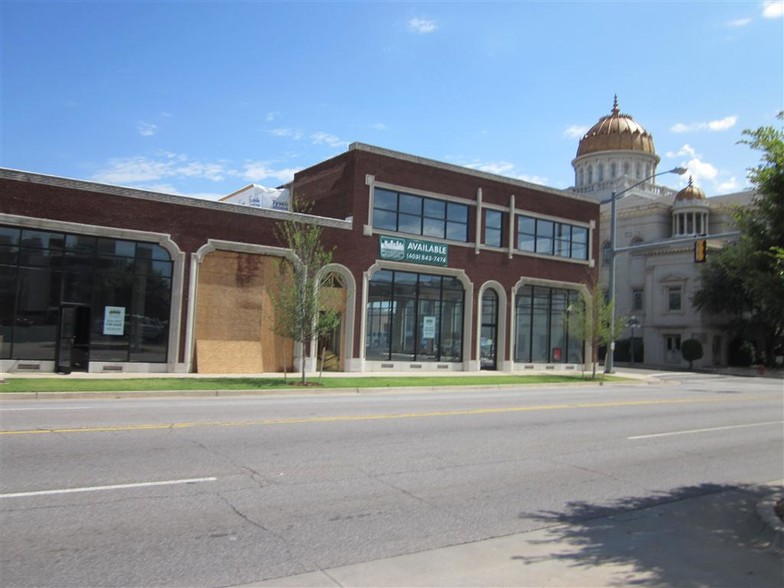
[516,214,590,261]
[372,188,470,243]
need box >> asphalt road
[1,374,782,587]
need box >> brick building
[1,143,599,374]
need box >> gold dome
[674,177,707,201]
[576,96,656,157]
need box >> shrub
[681,338,704,370]
[729,339,755,367]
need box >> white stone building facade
[570,97,754,369]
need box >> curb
[756,494,784,553]
[0,380,612,401]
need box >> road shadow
[517,482,783,588]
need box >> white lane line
[0,407,92,411]
[0,477,217,498]
[628,420,783,440]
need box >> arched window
[598,164,604,182]
[610,162,617,179]
[480,289,499,370]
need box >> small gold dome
[675,177,707,201]
[576,96,656,157]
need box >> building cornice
[0,167,352,231]
[349,142,597,205]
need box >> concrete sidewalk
[244,483,784,588]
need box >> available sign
[378,236,448,267]
[103,306,125,336]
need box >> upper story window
[484,209,503,248]
[632,288,644,311]
[516,215,589,261]
[667,286,682,311]
[373,188,469,242]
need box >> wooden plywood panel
[195,250,294,373]
[196,340,263,374]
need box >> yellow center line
[0,394,776,436]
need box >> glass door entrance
[55,305,91,374]
[480,290,498,370]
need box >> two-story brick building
[1,143,599,374]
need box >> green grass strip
[0,374,614,393]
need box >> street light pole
[604,166,688,374]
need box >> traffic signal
[694,239,707,263]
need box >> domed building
[572,98,755,369]
[572,96,678,202]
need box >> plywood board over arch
[194,248,294,374]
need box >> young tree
[567,284,625,380]
[681,338,704,370]
[271,207,340,385]
[693,114,784,364]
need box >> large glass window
[515,285,582,363]
[0,224,173,364]
[373,188,469,242]
[365,270,464,362]
[516,215,589,261]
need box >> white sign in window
[103,306,126,336]
[422,316,437,339]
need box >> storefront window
[366,270,464,362]
[0,224,173,365]
[515,285,582,363]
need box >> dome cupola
[576,95,657,157]
[571,96,662,199]
[672,177,710,237]
[674,176,707,202]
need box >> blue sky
[2,1,782,200]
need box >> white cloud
[763,1,784,18]
[466,161,516,175]
[683,157,718,181]
[266,111,281,122]
[463,160,548,184]
[137,122,157,137]
[670,115,738,133]
[716,178,740,193]
[408,17,437,34]
[371,122,388,131]
[92,153,229,185]
[666,144,697,158]
[727,17,752,27]
[311,131,347,148]
[268,127,304,140]
[240,161,299,184]
[564,125,588,139]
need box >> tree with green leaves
[271,206,340,385]
[681,338,703,370]
[567,283,625,379]
[693,114,784,365]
